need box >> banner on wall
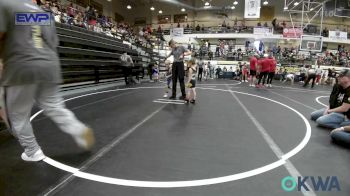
[335,0,350,18]
[244,0,261,18]
[253,27,273,36]
[283,28,303,38]
[329,31,348,40]
[172,28,184,37]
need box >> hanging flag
[244,0,261,18]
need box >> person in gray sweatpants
[0,0,95,162]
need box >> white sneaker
[72,127,95,151]
[21,149,46,162]
[163,94,168,98]
[245,80,248,82]
[269,84,272,87]
[241,80,244,82]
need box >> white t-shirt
[198,60,204,68]
[308,68,316,74]
[286,74,294,79]
[315,68,322,75]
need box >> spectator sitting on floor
[282,72,295,85]
[311,69,350,128]
[330,125,350,147]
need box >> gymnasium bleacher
[55,22,152,85]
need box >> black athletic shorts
[190,79,196,88]
[250,70,256,76]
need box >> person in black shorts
[249,54,258,86]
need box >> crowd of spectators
[164,17,349,40]
[35,0,350,63]
[192,19,250,34]
[36,0,158,49]
[261,44,350,67]
[192,39,246,60]
[191,38,349,68]
[322,45,350,66]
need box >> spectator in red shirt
[267,55,277,87]
[257,55,270,87]
[249,54,258,87]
